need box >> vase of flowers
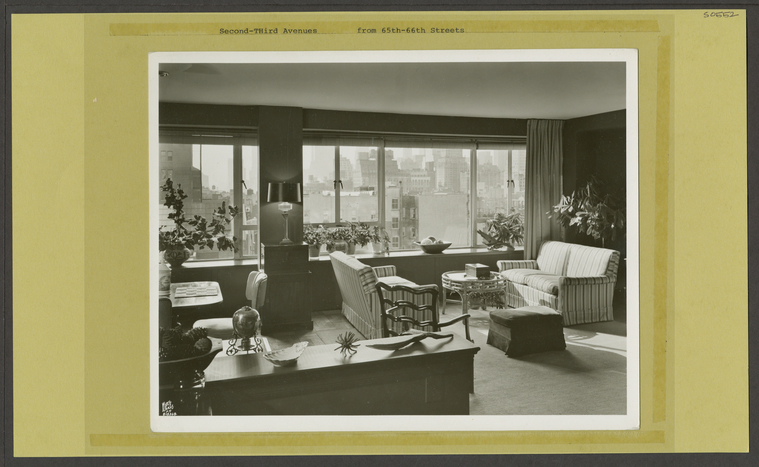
[303,225,326,258]
[347,221,373,254]
[326,226,351,254]
[159,179,239,268]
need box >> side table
[169,281,224,328]
[441,271,508,315]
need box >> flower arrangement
[159,179,239,266]
[303,224,327,247]
[346,221,374,247]
[477,211,524,250]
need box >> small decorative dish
[413,241,452,254]
[263,342,309,367]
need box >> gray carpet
[445,306,628,415]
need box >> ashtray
[263,342,309,367]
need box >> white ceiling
[158,61,627,120]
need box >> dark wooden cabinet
[260,243,313,332]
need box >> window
[385,144,471,249]
[475,144,527,246]
[302,142,379,227]
[303,133,525,253]
[159,131,259,260]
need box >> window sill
[171,258,260,270]
[170,247,523,270]
[308,246,523,262]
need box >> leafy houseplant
[325,226,352,254]
[303,225,327,257]
[159,179,239,267]
[370,226,391,255]
[550,178,625,248]
[346,221,373,247]
[477,212,525,250]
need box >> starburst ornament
[334,332,360,357]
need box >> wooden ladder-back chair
[375,282,472,342]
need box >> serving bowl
[263,342,309,367]
[413,241,452,254]
[159,346,222,386]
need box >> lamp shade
[267,182,302,203]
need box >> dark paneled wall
[303,108,527,137]
[258,106,304,245]
[563,110,626,197]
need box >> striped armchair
[329,252,434,339]
[497,241,620,326]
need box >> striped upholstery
[536,241,571,275]
[329,252,423,339]
[498,259,539,272]
[566,245,618,277]
[497,242,620,326]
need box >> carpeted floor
[266,302,628,416]
[449,307,627,415]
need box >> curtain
[524,119,564,260]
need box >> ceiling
[158,61,627,120]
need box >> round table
[441,271,508,315]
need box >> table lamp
[267,182,302,245]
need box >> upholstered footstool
[487,306,566,357]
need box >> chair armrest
[372,265,397,278]
[439,313,471,328]
[560,276,615,286]
[497,260,539,272]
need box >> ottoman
[487,306,566,357]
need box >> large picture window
[159,131,259,260]
[303,133,525,253]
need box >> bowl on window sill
[413,241,452,254]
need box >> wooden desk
[202,334,479,415]
[169,281,223,327]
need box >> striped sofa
[329,252,434,339]
[497,241,620,326]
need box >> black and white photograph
[150,49,639,432]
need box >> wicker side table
[441,271,508,315]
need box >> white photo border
[149,49,640,433]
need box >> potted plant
[346,221,374,249]
[370,226,391,255]
[550,178,625,248]
[325,226,352,254]
[159,178,239,267]
[477,212,525,251]
[303,225,326,258]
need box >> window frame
[302,132,526,251]
[159,128,259,261]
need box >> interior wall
[258,105,304,246]
[562,109,627,251]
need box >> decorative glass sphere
[232,306,261,339]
